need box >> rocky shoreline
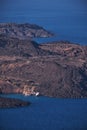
[0,23,53,108]
[0,23,87,108]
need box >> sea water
[0,0,87,44]
[0,0,87,130]
[0,94,87,130]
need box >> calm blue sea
[0,0,87,130]
[0,94,87,130]
[0,0,87,44]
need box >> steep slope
[0,37,87,98]
[0,36,39,57]
[0,35,52,57]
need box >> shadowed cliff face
[0,34,87,98]
[0,36,39,57]
[0,36,54,57]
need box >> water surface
[0,94,87,130]
[0,1,87,129]
[0,0,87,44]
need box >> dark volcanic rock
[0,23,53,39]
[0,96,30,108]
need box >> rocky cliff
[0,34,87,98]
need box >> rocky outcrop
[0,22,87,99]
[0,23,53,39]
[0,36,87,98]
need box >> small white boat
[35,92,39,96]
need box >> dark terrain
[0,23,53,108]
[0,23,87,107]
[0,96,30,108]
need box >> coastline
[0,23,87,108]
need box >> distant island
[0,23,87,107]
